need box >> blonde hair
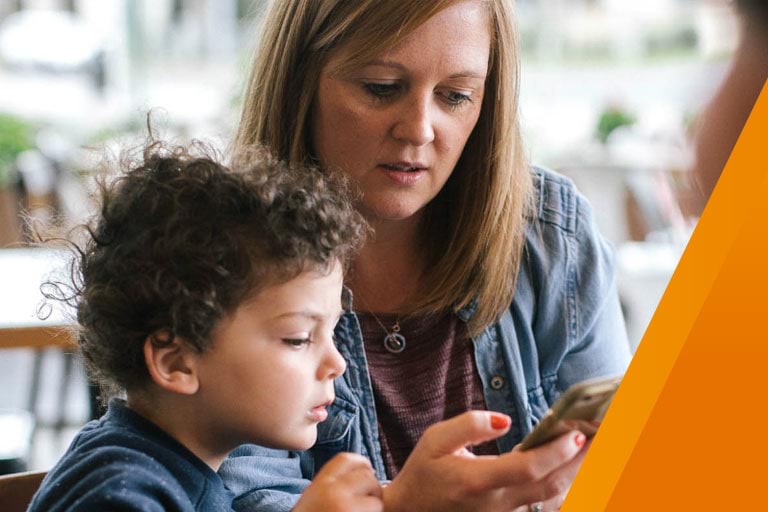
[237,0,532,336]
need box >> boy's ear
[143,331,200,395]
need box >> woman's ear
[143,331,200,395]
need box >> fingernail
[490,414,510,430]
[574,433,586,448]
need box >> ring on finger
[529,502,544,512]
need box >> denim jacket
[219,167,632,511]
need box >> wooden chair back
[0,470,46,512]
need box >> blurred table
[0,248,74,349]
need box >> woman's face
[312,1,491,222]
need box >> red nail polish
[574,433,586,448]
[490,414,510,430]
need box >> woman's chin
[359,200,427,224]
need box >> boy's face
[194,261,346,452]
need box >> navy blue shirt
[29,399,234,511]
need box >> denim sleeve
[219,445,309,512]
[556,190,632,391]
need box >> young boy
[29,141,382,511]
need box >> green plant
[0,113,34,187]
[596,106,636,144]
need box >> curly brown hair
[43,140,365,395]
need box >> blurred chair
[557,164,632,244]
[0,470,46,512]
[0,186,23,247]
[624,169,690,244]
[559,163,692,244]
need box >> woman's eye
[443,91,472,108]
[363,82,400,99]
[283,337,312,348]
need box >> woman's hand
[508,437,593,512]
[294,453,383,512]
[382,411,588,512]
[511,492,567,512]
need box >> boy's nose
[321,340,347,380]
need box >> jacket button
[490,375,505,390]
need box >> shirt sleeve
[556,187,632,391]
[218,445,308,512]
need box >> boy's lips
[307,399,333,422]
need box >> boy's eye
[363,82,401,98]
[283,337,312,348]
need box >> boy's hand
[294,453,383,512]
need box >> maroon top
[358,311,499,479]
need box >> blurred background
[0,0,739,474]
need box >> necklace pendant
[383,332,406,354]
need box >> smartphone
[518,375,622,451]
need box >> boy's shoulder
[29,443,189,511]
[28,401,233,512]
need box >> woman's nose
[391,94,436,146]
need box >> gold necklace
[367,311,406,354]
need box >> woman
[220,1,631,511]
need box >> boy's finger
[348,496,384,512]
[420,411,511,456]
[318,452,373,476]
[337,465,383,496]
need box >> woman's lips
[377,164,427,186]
